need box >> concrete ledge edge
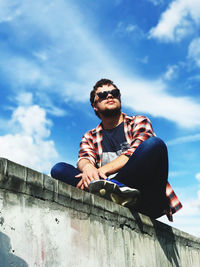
[0,157,199,246]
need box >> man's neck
[101,112,124,130]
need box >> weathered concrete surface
[0,158,199,267]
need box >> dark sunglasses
[95,88,120,102]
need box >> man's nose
[106,93,113,99]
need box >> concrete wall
[0,158,199,267]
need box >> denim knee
[143,137,167,153]
[50,162,71,178]
[145,136,165,146]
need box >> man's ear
[92,103,98,112]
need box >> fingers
[76,175,92,189]
[80,184,84,190]
[83,176,91,189]
[76,180,82,189]
[76,173,91,188]
[75,173,83,178]
[76,179,87,189]
[76,165,107,190]
[98,171,107,180]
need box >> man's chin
[99,107,121,118]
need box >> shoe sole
[89,180,140,208]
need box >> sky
[0,0,199,237]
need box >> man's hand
[76,163,107,190]
[76,155,129,190]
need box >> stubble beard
[99,106,121,118]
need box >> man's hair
[90,78,119,105]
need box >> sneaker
[89,179,140,208]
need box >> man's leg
[51,162,81,187]
[114,137,168,218]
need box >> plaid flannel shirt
[78,113,182,221]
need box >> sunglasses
[95,88,120,102]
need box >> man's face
[93,84,121,118]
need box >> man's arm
[76,132,100,189]
[76,155,129,189]
[98,154,129,176]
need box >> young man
[51,79,182,221]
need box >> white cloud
[169,170,187,178]
[188,74,200,81]
[149,0,200,42]
[159,213,200,237]
[126,24,136,33]
[176,198,199,217]
[1,0,200,130]
[138,56,149,64]
[198,190,200,202]
[115,21,144,37]
[0,105,58,173]
[12,105,51,139]
[15,92,33,106]
[163,65,178,80]
[0,0,120,102]
[0,1,21,23]
[158,186,200,237]
[167,133,200,145]
[147,0,164,6]
[188,37,200,67]
[1,56,51,88]
[33,51,48,61]
[195,173,200,182]
[118,77,200,128]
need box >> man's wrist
[78,159,94,172]
[82,162,94,171]
[98,166,109,176]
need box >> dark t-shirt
[102,122,130,177]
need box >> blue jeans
[51,137,168,218]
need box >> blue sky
[0,0,200,236]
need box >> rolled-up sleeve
[78,133,97,166]
[122,116,156,158]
